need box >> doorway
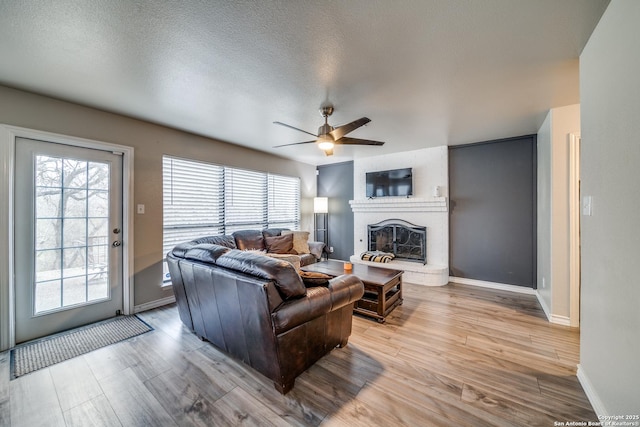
[0,125,134,349]
[14,138,124,343]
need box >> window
[268,173,300,230]
[162,156,300,282]
[223,168,267,233]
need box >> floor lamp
[314,197,329,258]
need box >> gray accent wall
[317,161,354,261]
[579,0,639,415]
[449,136,537,287]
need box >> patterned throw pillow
[281,230,310,254]
[360,251,395,263]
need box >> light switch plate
[137,204,145,214]
[582,196,592,216]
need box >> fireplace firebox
[368,219,427,264]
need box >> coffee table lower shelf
[353,274,403,323]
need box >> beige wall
[579,0,640,415]
[0,85,317,307]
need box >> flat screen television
[366,168,413,198]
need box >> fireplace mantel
[349,197,447,213]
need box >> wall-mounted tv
[366,168,413,198]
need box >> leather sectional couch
[167,230,364,394]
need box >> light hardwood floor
[0,282,596,426]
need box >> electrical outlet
[542,277,546,288]
[137,204,145,214]
[329,246,334,253]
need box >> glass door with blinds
[162,156,301,280]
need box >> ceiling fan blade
[329,117,371,140]
[272,140,317,148]
[336,136,385,146]
[273,121,318,138]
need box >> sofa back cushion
[216,250,306,299]
[233,230,265,251]
[184,243,232,263]
[171,235,236,257]
[262,228,288,238]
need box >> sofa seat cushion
[265,253,301,271]
[216,249,306,299]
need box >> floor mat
[10,315,152,379]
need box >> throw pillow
[299,271,332,287]
[281,230,310,254]
[265,233,295,254]
[361,251,395,263]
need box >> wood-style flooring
[0,283,596,426]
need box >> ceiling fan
[273,103,385,156]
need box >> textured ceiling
[0,0,609,165]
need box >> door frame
[0,124,135,350]
[569,133,581,327]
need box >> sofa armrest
[272,275,364,334]
[327,274,365,309]
[308,241,326,260]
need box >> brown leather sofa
[167,237,364,394]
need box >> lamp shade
[313,197,328,213]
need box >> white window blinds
[268,173,300,229]
[162,157,224,260]
[223,168,267,233]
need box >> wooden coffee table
[302,260,403,323]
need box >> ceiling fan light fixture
[318,140,334,151]
[272,103,385,155]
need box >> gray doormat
[10,315,152,379]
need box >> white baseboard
[534,292,574,326]
[134,295,176,313]
[550,314,571,326]
[449,276,535,295]
[577,364,608,417]
[536,291,552,320]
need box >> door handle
[112,240,122,247]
